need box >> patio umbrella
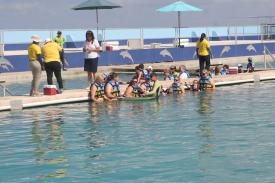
[73,0,121,37]
[157,1,202,47]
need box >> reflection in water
[89,101,122,123]
[31,109,67,180]
[197,92,215,116]
[197,92,215,160]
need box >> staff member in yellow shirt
[28,35,43,96]
[42,39,64,94]
[54,31,67,71]
[196,33,212,76]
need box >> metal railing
[264,46,275,69]
[0,25,272,45]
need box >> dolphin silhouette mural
[120,50,134,64]
[0,57,14,71]
[246,44,257,53]
[220,46,231,57]
[64,58,69,66]
[193,51,197,59]
[160,49,174,61]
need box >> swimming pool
[1,81,275,182]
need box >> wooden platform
[1,70,275,112]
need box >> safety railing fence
[264,46,275,69]
[0,25,274,45]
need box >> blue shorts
[84,58,98,72]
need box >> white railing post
[264,46,267,70]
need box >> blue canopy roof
[73,0,121,10]
[157,1,202,12]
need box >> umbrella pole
[96,8,99,38]
[178,11,181,47]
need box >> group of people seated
[89,64,216,102]
[212,57,255,76]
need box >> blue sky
[0,0,274,29]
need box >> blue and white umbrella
[73,0,122,37]
[157,1,202,46]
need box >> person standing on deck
[28,35,43,96]
[42,39,64,94]
[83,30,101,89]
[196,33,212,76]
[54,31,67,71]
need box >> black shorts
[84,58,98,72]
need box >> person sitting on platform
[191,80,200,91]
[105,72,121,100]
[199,69,215,91]
[144,66,153,81]
[247,57,255,73]
[238,64,243,73]
[220,64,229,75]
[124,79,145,97]
[179,65,190,80]
[170,66,180,79]
[164,68,173,81]
[124,65,147,97]
[90,75,108,102]
[168,76,185,94]
[145,73,162,97]
[214,66,222,76]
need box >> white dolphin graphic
[193,51,197,59]
[246,44,257,53]
[64,58,69,66]
[160,49,174,61]
[120,50,134,64]
[0,57,14,71]
[220,46,231,57]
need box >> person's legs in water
[52,61,63,91]
[29,61,42,96]
[87,72,93,87]
[92,72,96,83]
[45,62,54,85]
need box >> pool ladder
[263,46,275,69]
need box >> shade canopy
[73,0,121,10]
[157,1,202,12]
[73,0,121,38]
[157,1,202,47]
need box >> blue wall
[1,42,275,73]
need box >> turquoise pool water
[1,81,275,182]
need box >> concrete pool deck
[1,70,275,112]
[1,54,274,83]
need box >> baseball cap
[31,35,41,43]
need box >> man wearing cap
[42,38,64,93]
[54,31,67,71]
[170,66,179,79]
[28,35,43,96]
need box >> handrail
[264,46,275,69]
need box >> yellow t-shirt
[28,43,41,61]
[196,39,210,56]
[42,41,62,63]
